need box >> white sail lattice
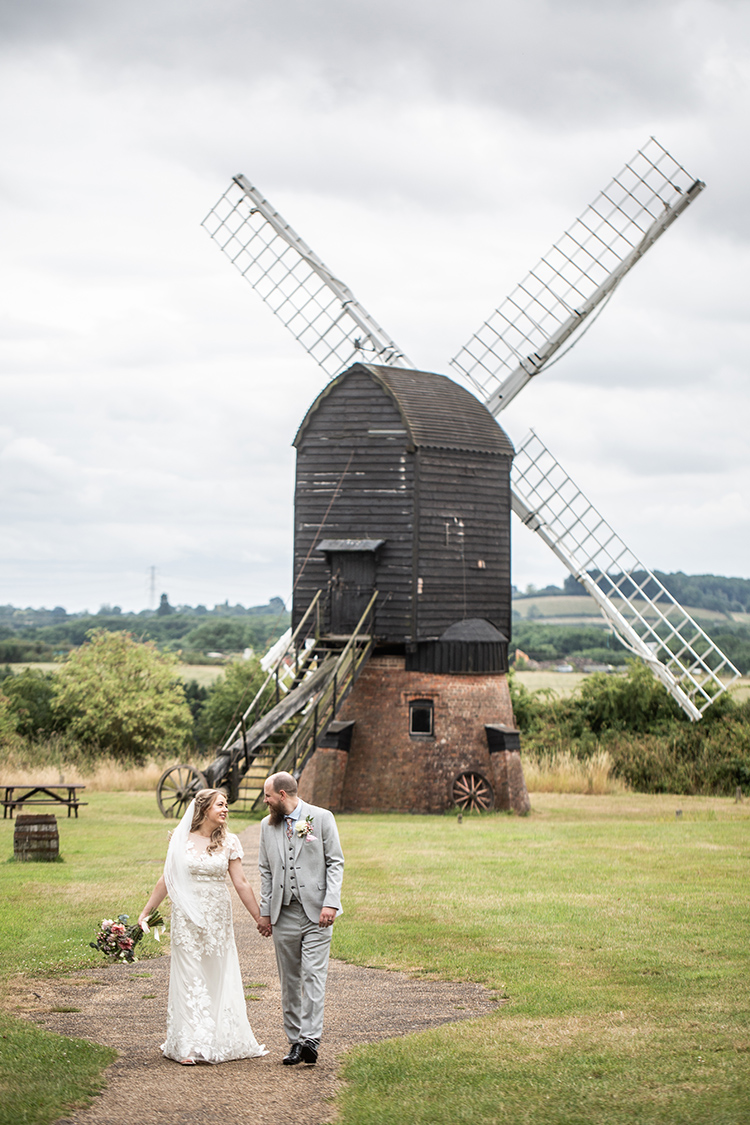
[511,432,740,718]
[451,137,705,414]
[202,175,411,379]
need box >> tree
[183,679,209,726]
[195,657,265,751]
[184,619,250,654]
[52,629,193,761]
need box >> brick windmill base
[297,656,531,815]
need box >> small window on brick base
[409,699,434,737]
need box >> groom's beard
[267,806,284,826]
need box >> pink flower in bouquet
[91,909,165,964]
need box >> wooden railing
[207,591,323,788]
[250,590,378,807]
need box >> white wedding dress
[162,833,267,1063]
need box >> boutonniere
[295,815,317,841]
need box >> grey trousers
[272,899,333,1045]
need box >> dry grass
[174,663,226,687]
[522,748,628,795]
[0,756,180,791]
[729,675,750,703]
[6,661,227,687]
[0,745,626,797]
[513,669,590,697]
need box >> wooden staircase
[248,595,378,809]
[204,590,377,811]
[234,746,276,811]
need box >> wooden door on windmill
[329,551,376,635]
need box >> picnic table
[1,784,87,819]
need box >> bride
[139,788,268,1065]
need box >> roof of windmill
[294,363,515,456]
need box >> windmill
[201,137,740,731]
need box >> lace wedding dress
[162,833,267,1063]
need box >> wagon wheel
[157,765,208,819]
[452,771,494,812]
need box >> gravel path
[11,822,497,1125]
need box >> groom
[257,771,344,1066]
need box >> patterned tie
[285,816,293,841]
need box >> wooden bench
[2,784,87,819]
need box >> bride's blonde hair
[191,788,227,853]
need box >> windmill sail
[450,138,704,414]
[202,141,739,719]
[447,137,738,716]
[202,175,412,378]
[512,432,740,719]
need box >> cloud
[4,0,745,127]
[0,0,748,610]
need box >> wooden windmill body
[291,362,527,812]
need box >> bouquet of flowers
[90,908,165,964]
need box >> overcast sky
[1,0,748,613]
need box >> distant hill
[515,572,750,617]
[0,598,290,663]
[511,573,750,674]
[512,594,748,628]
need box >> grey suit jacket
[258,800,344,926]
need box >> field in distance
[513,593,750,626]
[514,668,750,704]
[5,661,229,688]
[8,662,749,701]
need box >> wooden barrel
[13,814,59,862]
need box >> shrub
[508,669,552,733]
[2,668,59,738]
[578,661,684,734]
[0,691,21,749]
[515,660,750,796]
[183,679,209,725]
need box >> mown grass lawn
[0,792,748,1124]
[334,794,750,1125]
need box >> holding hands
[257,908,335,936]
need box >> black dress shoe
[300,1039,318,1065]
[283,1042,303,1065]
